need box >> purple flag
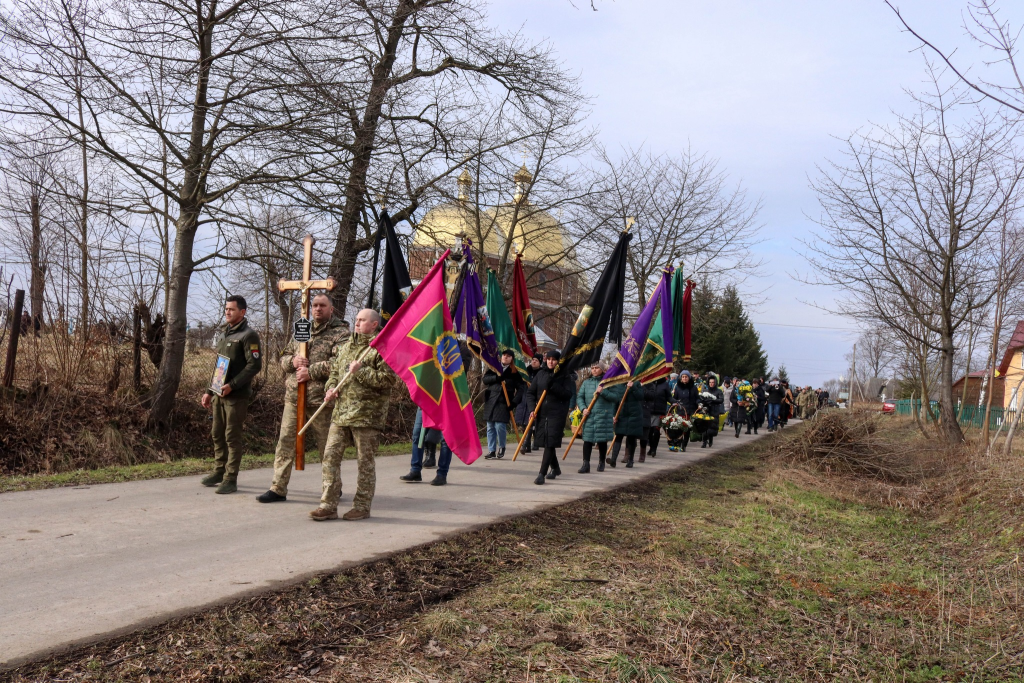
[602,267,674,386]
[454,242,502,373]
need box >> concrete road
[0,431,763,667]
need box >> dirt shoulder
[5,419,1023,682]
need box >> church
[407,166,588,348]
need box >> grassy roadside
[6,420,1024,682]
[0,442,413,494]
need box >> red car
[881,401,896,414]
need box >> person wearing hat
[671,370,699,451]
[515,354,543,454]
[575,361,616,472]
[526,350,576,484]
[700,374,725,448]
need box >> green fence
[894,399,1012,429]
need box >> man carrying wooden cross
[257,293,348,504]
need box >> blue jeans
[410,408,452,476]
[767,403,781,429]
[486,421,507,452]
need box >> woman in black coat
[641,377,671,459]
[700,376,725,448]
[672,370,699,451]
[527,350,576,485]
[481,350,525,459]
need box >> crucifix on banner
[277,235,335,471]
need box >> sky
[486,0,1023,386]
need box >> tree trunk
[327,0,417,317]
[147,212,198,428]
[29,191,44,324]
[938,332,965,443]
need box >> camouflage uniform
[206,318,262,478]
[318,331,396,514]
[270,316,349,496]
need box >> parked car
[881,401,896,414]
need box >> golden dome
[513,164,533,184]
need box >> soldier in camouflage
[257,293,349,503]
[310,308,396,521]
[200,295,262,494]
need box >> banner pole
[562,391,600,460]
[297,346,374,436]
[512,390,545,461]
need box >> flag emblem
[571,305,593,337]
[407,302,471,409]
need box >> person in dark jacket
[748,378,765,434]
[766,379,785,431]
[729,378,749,438]
[700,376,725,448]
[528,350,576,485]
[576,362,616,473]
[605,380,644,467]
[482,350,525,460]
[641,378,671,459]
[515,355,543,454]
[672,370,699,451]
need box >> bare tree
[587,145,762,310]
[889,0,1024,116]
[807,77,1024,443]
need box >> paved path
[0,431,765,667]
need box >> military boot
[215,476,237,494]
[201,470,224,487]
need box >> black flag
[378,210,413,322]
[555,230,632,375]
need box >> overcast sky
[487,0,1023,385]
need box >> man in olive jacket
[258,294,349,503]
[311,309,396,521]
[200,295,262,494]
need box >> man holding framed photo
[200,295,262,494]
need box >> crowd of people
[198,295,825,521]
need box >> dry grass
[8,420,1024,681]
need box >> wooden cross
[277,234,335,471]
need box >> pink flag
[371,250,482,464]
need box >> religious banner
[453,242,501,373]
[486,268,529,375]
[378,210,413,322]
[371,250,482,464]
[602,266,673,386]
[511,252,537,358]
[671,270,694,363]
[554,230,632,376]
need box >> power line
[752,321,859,331]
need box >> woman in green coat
[576,362,617,473]
[604,380,645,468]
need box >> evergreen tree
[776,364,790,384]
[683,284,768,379]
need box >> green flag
[486,269,529,375]
[633,310,671,384]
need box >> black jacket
[701,386,725,417]
[482,365,525,423]
[767,384,785,405]
[527,367,575,448]
[673,379,700,417]
[643,379,671,417]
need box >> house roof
[998,321,1024,374]
[953,369,996,385]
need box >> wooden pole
[562,390,599,459]
[2,289,24,388]
[512,390,546,461]
[502,383,519,437]
[297,345,374,436]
